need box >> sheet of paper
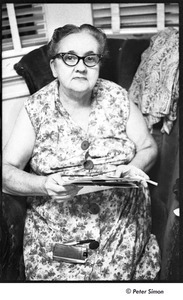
[77,185,113,195]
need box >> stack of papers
[62,175,157,195]
[69,176,139,188]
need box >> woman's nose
[75,59,87,71]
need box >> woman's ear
[50,59,57,78]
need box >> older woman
[3,24,160,281]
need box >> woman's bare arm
[126,99,158,172]
[3,106,47,195]
[115,99,158,179]
[3,106,79,199]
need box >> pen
[146,179,158,186]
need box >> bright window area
[2,3,48,102]
[2,3,47,57]
[2,3,179,58]
[92,3,179,35]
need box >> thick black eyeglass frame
[52,52,103,67]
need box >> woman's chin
[70,83,91,93]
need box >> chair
[1,193,27,281]
[14,44,55,95]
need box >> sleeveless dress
[24,78,161,281]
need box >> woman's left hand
[115,164,149,181]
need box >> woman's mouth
[73,77,87,80]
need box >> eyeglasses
[52,52,103,67]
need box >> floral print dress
[24,78,161,281]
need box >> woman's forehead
[57,32,99,53]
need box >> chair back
[14,45,55,95]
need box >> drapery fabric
[128,28,179,134]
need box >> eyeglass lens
[63,53,100,67]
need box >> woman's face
[50,32,100,97]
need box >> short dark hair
[47,24,108,60]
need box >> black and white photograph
[1,1,182,298]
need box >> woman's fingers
[129,167,149,180]
[51,186,82,203]
[44,172,82,198]
[50,194,76,202]
[115,165,129,178]
[115,165,149,180]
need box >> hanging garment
[128,27,179,134]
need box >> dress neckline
[55,79,99,136]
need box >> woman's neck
[58,86,93,131]
[59,86,92,109]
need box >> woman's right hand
[44,172,82,202]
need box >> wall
[44,3,93,40]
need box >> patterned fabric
[24,78,161,281]
[128,28,179,134]
[25,78,135,177]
